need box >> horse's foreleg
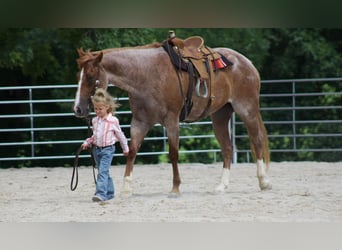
[211,104,233,192]
[165,123,181,195]
[121,121,150,196]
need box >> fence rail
[1,77,341,166]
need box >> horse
[73,39,272,196]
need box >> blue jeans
[92,145,115,201]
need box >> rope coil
[70,146,97,191]
[70,116,97,191]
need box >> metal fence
[234,78,342,162]
[1,77,341,166]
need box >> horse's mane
[134,42,162,49]
[77,42,162,68]
[76,49,99,68]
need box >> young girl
[81,88,129,202]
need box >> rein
[70,116,97,191]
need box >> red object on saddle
[212,58,227,69]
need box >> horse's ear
[94,52,103,64]
[77,48,86,57]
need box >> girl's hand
[81,143,89,150]
[123,151,129,157]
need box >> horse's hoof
[167,192,181,198]
[259,181,272,191]
[214,183,228,193]
[120,190,133,198]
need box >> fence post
[163,126,167,153]
[231,113,237,164]
[29,88,35,157]
[292,81,297,151]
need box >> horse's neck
[102,48,158,94]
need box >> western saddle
[162,31,233,122]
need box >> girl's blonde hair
[91,88,120,114]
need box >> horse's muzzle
[73,105,89,118]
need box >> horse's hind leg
[239,110,272,191]
[211,103,234,192]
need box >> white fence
[0,77,341,166]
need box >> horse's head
[73,48,108,117]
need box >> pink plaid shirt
[84,113,129,153]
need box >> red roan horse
[73,38,272,196]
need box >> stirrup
[195,78,208,98]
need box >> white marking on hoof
[259,177,272,190]
[256,159,272,190]
[121,175,133,197]
[214,183,226,193]
[215,168,230,193]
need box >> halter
[89,80,101,101]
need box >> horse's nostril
[74,106,82,115]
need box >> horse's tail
[261,117,270,171]
[249,114,270,171]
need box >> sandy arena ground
[0,161,341,222]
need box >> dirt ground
[1,161,341,222]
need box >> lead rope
[70,116,97,191]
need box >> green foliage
[261,29,342,78]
